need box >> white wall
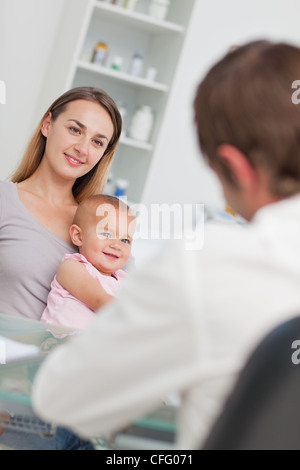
[1,0,300,207]
[0,0,67,180]
[141,0,300,208]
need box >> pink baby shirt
[41,253,128,331]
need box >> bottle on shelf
[111,56,124,71]
[128,52,144,77]
[129,105,154,143]
[91,41,109,66]
[123,0,139,10]
[148,0,170,21]
[114,178,129,197]
[145,66,158,82]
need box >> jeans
[0,426,94,450]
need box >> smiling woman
[40,100,114,184]
[12,87,122,203]
[0,86,122,320]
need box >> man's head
[194,40,300,220]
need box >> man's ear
[70,224,83,247]
[216,144,258,189]
[41,112,52,137]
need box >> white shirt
[32,195,300,449]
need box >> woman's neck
[19,167,77,206]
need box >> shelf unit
[65,0,196,202]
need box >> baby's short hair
[73,194,132,228]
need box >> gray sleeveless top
[0,181,77,320]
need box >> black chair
[201,316,300,450]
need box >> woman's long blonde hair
[11,87,122,202]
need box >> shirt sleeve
[31,240,199,439]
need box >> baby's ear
[70,224,83,247]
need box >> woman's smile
[64,153,84,166]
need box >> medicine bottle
[129,106,154,143]
[114,179,129,197]
[148,0,170,21]
[111,56,124,71]
[123,0,139,10]
[91,42,109,66]
[128,52,144,77]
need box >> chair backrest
[201,316,300,450]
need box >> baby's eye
[121,238,131,245]
[99,232,111,239]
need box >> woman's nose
[74,137,89,156]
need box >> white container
[128,52,144,77]
[129,106,154,143]
[111,56,124,71]
[104,0,123,4]
[123,0,138,10]
[148,0,170,21]
[145,66,158,82]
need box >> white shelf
[63,0,197,202]
[93,1,185,34]
[120,136,153,151]
[77,60,169,91]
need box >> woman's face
[41,99,114,181]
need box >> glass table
[0,314,177,450]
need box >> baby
[41,194,136,331]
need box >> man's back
[31,39,300,449]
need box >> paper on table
[0,336,40,364]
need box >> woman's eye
[93,139,104,147]
[69,127,80,134]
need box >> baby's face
[80,204,135,275]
